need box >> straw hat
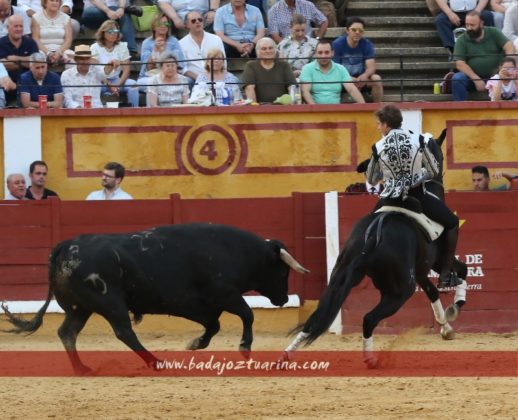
[71,45,92,58]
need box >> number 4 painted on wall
[199,140,217,160]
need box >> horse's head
[424,128,446,197]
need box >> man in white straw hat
[60,44,118,108]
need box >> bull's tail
[1,241,64,334]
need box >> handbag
[131,6,159,32]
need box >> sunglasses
[190,17,203,23]
[349,28,364,33]
[106,29,120,34]
[156,21,171,27]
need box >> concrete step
[360,16,435,28]
[347,1,429,15]
[382,92,489,102]
[376,46,447,56]
[324,28,440,46]
[376,61,452,71]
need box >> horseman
[365,104,459,288]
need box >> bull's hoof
[187,337,208,351]
[440,324,455,340]
[239,345,251,359]
[445,303,460,323]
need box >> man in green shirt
[300,40,364,104]
[452,10,514,100]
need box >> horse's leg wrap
[363,336,374,353]
[454,280,467,305]
[431,299,446,325]
[284,331,309,353]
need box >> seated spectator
[0,15,38,103]
[472,165,490,190]
[179,11,225,81]
[0,0,31,37]
[5,173,26,200]
[189,48,242,105]
[31,0,74,68]
[91,20,139,107]
[434,0,494,54]
[490,0,518,30]
[61,44,116,108]
[277,14,318,78]
[81,0,141,59]
[332,17,383,103]
[86,161,132,200]
[268,0,328,44]
[485,56,518,100]
[241,37,296,103]
[452,11,514,101]
[502,3,518,49]
[157,0,220,33]
[0,61,16,107]
[25,160,58,199]
[300,40,365,104]
[147,52,190,107]
[214,0,265,59]
[20,0,79,36]
[138,13,185,91]
[19,52,64,108]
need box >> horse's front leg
[362,336,377,368]
[418,276,455,340]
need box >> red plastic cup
[38,95,47,109]
[83,95,92,109]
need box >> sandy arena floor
[1,312,518,419]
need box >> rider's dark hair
[471,165,489,178]
[374,104,402,129]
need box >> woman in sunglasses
[91,20,139,107]
[147,52,190,107]
[138,13,185,90]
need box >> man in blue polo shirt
[19,52,63,108]
[300,39,365,104]
[0,14,38,103]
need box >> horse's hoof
[187,337,202,350]
[363,354,378,369]
[445,303,460,323]
[440,324,455,340]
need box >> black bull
[1,223,309,373]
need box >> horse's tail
[1,241,65,334]
[297,237,375,346]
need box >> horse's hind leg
[58,307,93,375]
[362,292,412,368]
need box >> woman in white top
[31,0,73,67]
[91,20,139,107]
[485,56,518,101]
[147,52,190,106]
[189,48,242,105]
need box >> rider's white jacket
[366,129,440,199]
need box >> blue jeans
[434,10,494,50]
[451,72,475,101]
[105,76,139,107]
[82,6,138,53]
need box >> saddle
[374,199,444,241]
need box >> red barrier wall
[338,191,518,333]
[0,193,326,301]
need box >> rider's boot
[437,226,459,289]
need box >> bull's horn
[280,249,310,274]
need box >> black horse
[285,130,468,367]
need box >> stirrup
[437,272,461,289]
